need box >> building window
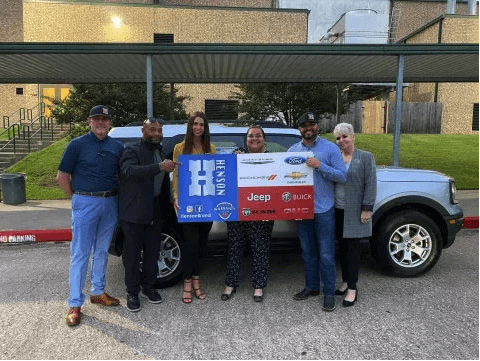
[154,33,174,43]
[473,103,479,131]
[205,100,239,120]
[16,87,24,96]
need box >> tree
[231,83,359,128]
[50,83,188,126]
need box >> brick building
[391,1,478,134]
[0,0,307,120]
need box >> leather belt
[74,191,117,197]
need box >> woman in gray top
[333,123,376,307]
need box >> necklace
[341,149,354,162]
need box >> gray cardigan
[336,148,377,238]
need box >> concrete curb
[0,216,477,244]
[463,216,479,229]
[0,228,71,244]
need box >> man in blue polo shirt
[57,105,124,326]
[288,112,347,311]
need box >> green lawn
[323,133,479,189]
[7,137,69,200]
[4,133,479,200]
[0,129,14,141]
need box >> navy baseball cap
[297,112,318,127]
[89,105,111,119]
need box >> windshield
[163,133,301,158]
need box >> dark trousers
[335,208,360,290]
[225,220,273,289]
[181,222,212,279]
[121,220,163,295]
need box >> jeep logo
[247,193,271,202]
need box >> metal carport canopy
[0,42,478,84]
[0,42,478,167]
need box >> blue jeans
[68,194,118,307]
[297,207,336,296]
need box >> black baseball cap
[297,112,318,127]
[89,105,111,119]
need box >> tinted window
[116,132,301,159]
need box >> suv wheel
[122,229,184,289]
[154,231,183,288]
[373,210,442,277]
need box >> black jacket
[118,140,171,224]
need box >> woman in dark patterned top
[221,125,274,303]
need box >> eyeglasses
[247,134,264,139]
[335,134,351,141]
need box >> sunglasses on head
[143,117,164,125]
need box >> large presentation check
[177,152,314,223]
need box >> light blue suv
[109,122,464,287]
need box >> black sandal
[182,279,192,304]
[192,276,206,300]
[221,286,236,301]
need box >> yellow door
[60,88,70,101]
[42,88,55,117]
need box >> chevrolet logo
[285,172,307,179]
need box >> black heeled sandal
[192,276,206,300]
[335,283,348,295]
[342,289,358,307]
[221,286,236,301]
[182,279,192,304]
[253,288,263,302]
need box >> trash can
[0,173,26,205]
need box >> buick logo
[242,208,251,217]
[282,192,292,202]
[284,156,307,165]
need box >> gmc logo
[284,208,310,214]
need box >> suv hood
[376,166,451,183]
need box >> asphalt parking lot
[0,229,478,360]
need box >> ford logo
[284,156,307,165]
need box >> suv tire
[154,229,184,288]
[122,228,184,289]
[373,210,442,277]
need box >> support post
[170,82,174,120]
[336,83,340,123]
[468,0,477,15]
[447,0,456,14]
[392,54,404,167]
[146,54,153,119]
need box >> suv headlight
[449,179,458,204]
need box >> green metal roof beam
[0,42,477,56]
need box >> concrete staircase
[0,123,69,173]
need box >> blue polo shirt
[58,131,124,192]
[288,136,347,213]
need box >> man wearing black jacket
[118,118,176,312]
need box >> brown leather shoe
[65,307,81,326]
[90,292,120,306]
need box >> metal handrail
[1,102,45,130]
[0,116,69,154]
[0,124,21,153]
